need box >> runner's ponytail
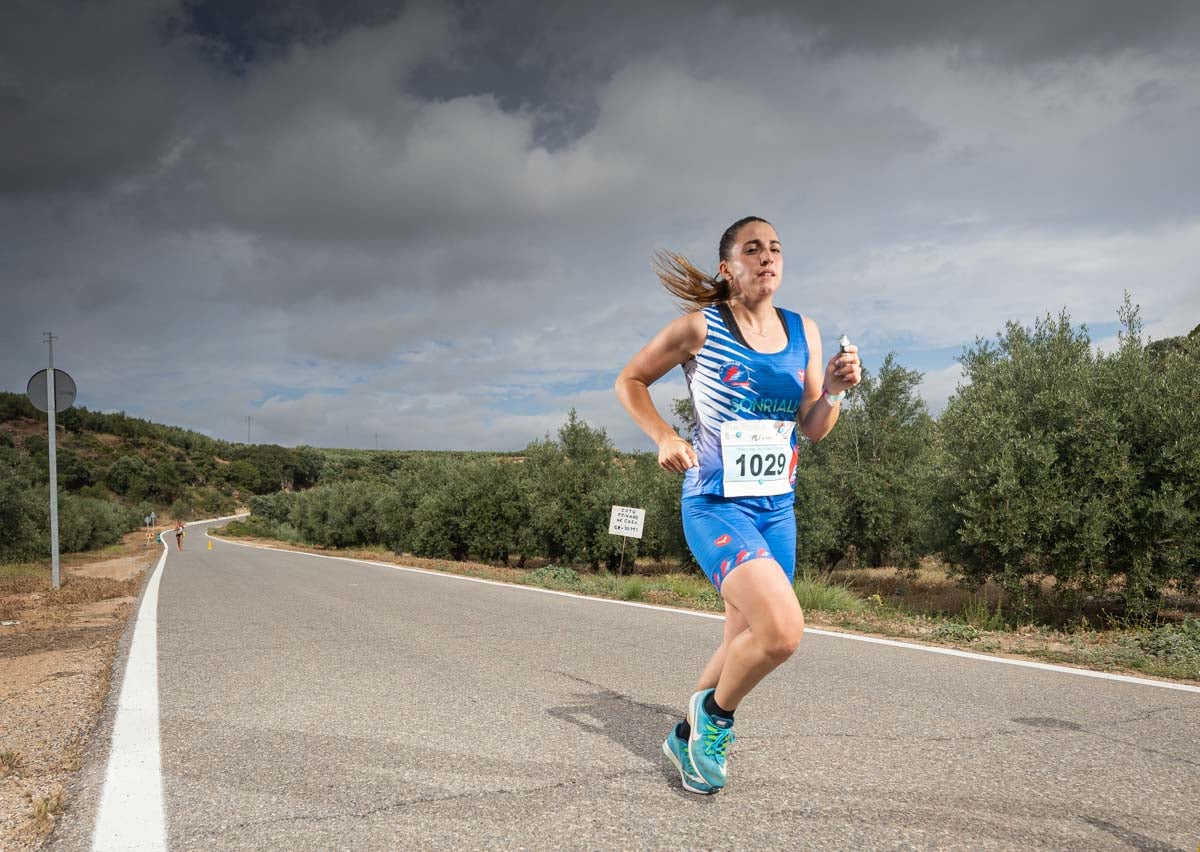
[653,216,771,312]
[653,251,730,311]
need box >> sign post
[607,505,646,576]
[26,335,76,590]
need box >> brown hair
[653,216,771,311]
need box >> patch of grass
[619,577,645,601]
[1113,619,1200,679]
[670,577,708,599]
[33,790,63,824]
[0,561,45,580]
[579,573,620,597]
[215,516,297,541]
[793,574,865,613]
[528,564,583,589]
[0,750,25,774]
[930,621,982,642]
[963,592,1005,629]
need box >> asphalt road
[55,521,1200,850]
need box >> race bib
[720,419,795,497]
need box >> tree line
[235,300,1198,622]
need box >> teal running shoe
[661,729,716,795]
[687,689,734,789]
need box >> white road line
[213,532,1200,696]
[91,540,167,851]
[91,514,245,851]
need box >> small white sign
[608,505,645,539]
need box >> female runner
[615,216,860,793]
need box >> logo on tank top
[796,368,805,382]
[719,361,751,388]
[714,533,732,547]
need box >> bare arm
[798,316,862,443]
[615,312,707,472]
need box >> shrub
[0,481,44,563]
[793,574,865,613]
[248,491,298,529]
[619,577,645,600]
[524,410,623,568]
[794,354,941,571]
[930,622,982,642]
[288,480,388,548]
[938,299,1200,621]
[528,565,583,588]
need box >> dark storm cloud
[181,0,408,70]
[786,0,1200,64]
[0,1,208,195]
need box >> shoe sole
[661,738,716,795]
[686,691,727,789]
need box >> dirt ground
[0,532,160,851]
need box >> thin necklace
[735,306,772,337]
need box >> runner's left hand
[824,344,862,394]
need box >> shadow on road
[545,673,715,800]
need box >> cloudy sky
[3,0,1198,451]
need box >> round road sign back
[26,369,77,414]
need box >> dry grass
[1,528,157,850]
[829,562,1003,617]
[0,751,25,775]
[32,789,64,825]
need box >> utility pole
[374,432,379,451]
[45,333,61,589]
[246,415,252,444]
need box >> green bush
[248,491,299,529]
[930,622,982,642]
[288,480,388,548]
[524,410,625,568]
[0,485,139,560]
[619,577,645,600]
[167,486,238,521]
[57,492,141,551]
[1120,619,1200,672]
[411,458,533,563]
[105,455,151,497]
[938,299,1200,620]
[0,480,44,562]
[528,564,583,588]
[793,353,941,571]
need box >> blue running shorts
[681,495,796,593]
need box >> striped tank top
[681,303,810,503]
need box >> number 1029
[733,452,788,479]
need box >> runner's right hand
[658,436,698,473]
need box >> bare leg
[711,559,804,711]
[695,601,749,692]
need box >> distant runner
[615,216,861,794]
[174,522,185,551]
